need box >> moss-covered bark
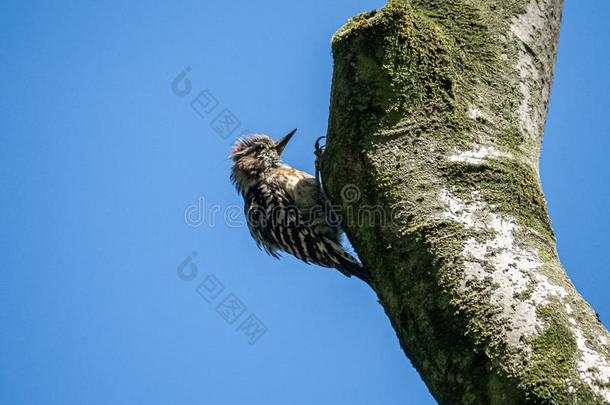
[323,0,610,403]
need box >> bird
[230,129,372,287]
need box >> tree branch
[323,0,610,403]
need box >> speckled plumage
[230,131,371,286]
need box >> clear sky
[1,1,608,404]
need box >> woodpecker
[230,129,372,286]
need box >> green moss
[440,158,554,239]
[321,0,605,403]
[514,276,535,301]
[328,0,535,164]
[522,304,603,403]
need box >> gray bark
[322,0,610,403]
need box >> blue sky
[1,1,608,404]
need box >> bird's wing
[270,168,320,210]
[245,180,365,282]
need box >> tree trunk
[322,0,610,403]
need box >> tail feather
[336,259,373,288]
[323,238,373,288]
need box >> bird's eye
[243,144,264,155]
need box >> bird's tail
[322,238,373,288]
[336,257,373,289]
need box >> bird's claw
[314,136,326,157]
[314,136,326,186]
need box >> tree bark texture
[322,0,610,403]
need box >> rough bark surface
[322,0,610,403]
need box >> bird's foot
[314,136,335,221]
[314,136,326,185]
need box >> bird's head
[230,129,296,194]
[230,129,296,173]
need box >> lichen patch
[440,188,610,401]
[439,188,570,350]
[448,146,506,165]
[574,327,610,402]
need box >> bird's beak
[275,128,297,156]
